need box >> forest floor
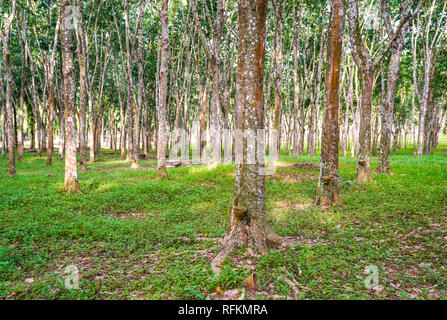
[1,137,446,300]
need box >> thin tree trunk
[75,5,87,170]
[377,13,411,173]
[272,0,286,159]
[17,17,26,161]
[157,0,169,178]
[46,13,61,166]
[1,0,16,177]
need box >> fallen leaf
[244,273,259,290]
[216,286,223,295]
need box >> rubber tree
[376,0,423,173]
[211,0,282,275]
[347,0,418,183]
[316,0,345,208]
[61,0,80,193]
[0,0,17,177]
[157,0,169,178]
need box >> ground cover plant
[1,138,446,299]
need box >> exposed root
[277,275,300,296]
[211,220,283,275]
[177,236,220,242]
[211,240,240,274]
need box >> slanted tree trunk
[316,0,345,208]
[157,0,169,178]
[1,0,17,177]
[416,0,446,155]
[377,0,414,173]
[61,0,80,193]
[348,0,418,182]
[212,0,282,275]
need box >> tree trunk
[61,0,80,193]
[272,0,286,159]
[46,13,60,167]
[75,5,87,170]
[157,0,169,178]
[17,17,26,161]
[58,104,65,160]
[316,0,345,208]
[355,69,374,183]
[292,6,301,159]
[377,18,410,173]
[212,0,281,275]
[308,19,326,157]
[1,0,17,177]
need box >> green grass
[1,137,446,300]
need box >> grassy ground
[1,137,446,300]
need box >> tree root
[211,220,283,275]
[211,240,240,274]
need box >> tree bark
[212,0,281,275]
[292,4,302,157]
[377,3,412,173]
[61,0,80,193]
[17,16,26,161]
[1,0,17,177]
[46,12,61,167]
[272,0,286,159]
[75,4,87,170]
[316,0,345,208]
[157,0,169,178]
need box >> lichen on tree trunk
[156,0,169,179]
[61,0,80,194]
[355,70,374,184]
